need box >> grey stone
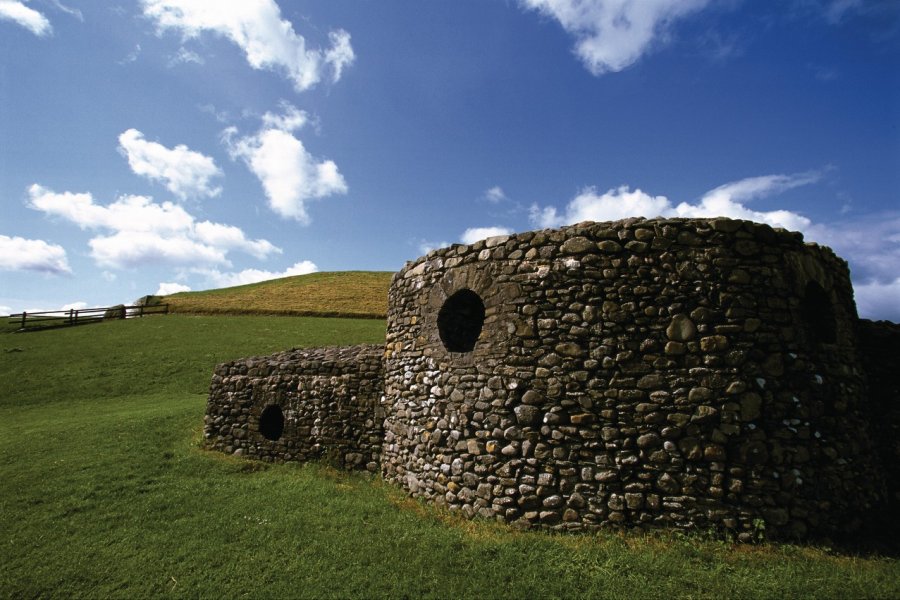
[666,314,697,342]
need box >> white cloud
[854,278,900,322]
[531,185,672,228]
[169,46,205,66]
[0,0,52,36]
[48,0,82,22]
[223,104,347,224]
[118,129,222,200]
[806,214,900,288]
[196,260,319,288]
[261,102,308,132]
[194,221,280,260]
[141,0,354,91]
[671,171,822,232]
[0,234,70,274]
[156,282,191,295]
[417,239,450,256]
[520,0,711,74]
[88,231,227,269]
[485,186,508,204]
[461,226,514,245]
[0,305,11,316]
[120,43,142,65]
[324,29,355,82]
[27,184,279,269]
[29,185,194,233]
[529,171,823,232]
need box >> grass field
[163,271,393,318]
[2,315,899,598]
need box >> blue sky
[1,0,898,320]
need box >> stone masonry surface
[205,217,898,541]
[205,344,384,471]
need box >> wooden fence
[8,304,169,332]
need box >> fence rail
[8,304,169,332]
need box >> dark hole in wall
[259,404,285,441]
[438,289,485,353]
[801,281,837,345]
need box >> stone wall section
[857,319,900,506]
[381,217,885,540]
[204,344,384,471]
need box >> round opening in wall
[259,404,284,441]
[801,281,836,345]
[438,289,485,353]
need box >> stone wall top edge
[396,217,825,278]
[859,318,900,332]
[212,343,383,373]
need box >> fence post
[21,311,26,329]
[69,309,74,325]
[139,305,144,318]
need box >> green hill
[2,316,898,597]
[162,270,394,318]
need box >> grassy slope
[163,271,394,318]
[1,316,898,598]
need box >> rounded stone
[666,314,697,342]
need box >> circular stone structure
[380,217,885,540]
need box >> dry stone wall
[204,344,384,471]
[203,216,894,542]
[381,217,885,540]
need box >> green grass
[163,270,393,318]
[2,315,899,598]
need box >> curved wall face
[381,217,883,539]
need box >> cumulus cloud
[141,0,354,91]
[520,0,711,74]
[193,221,280,260]
[28,186,194,233]
[460,226,514,245]
[529,171,824,232]
[223,103,347,224]
[118,129,222,201]
[261,102,308,132]
[0,305,11,316]
[530,185,672,228]
[88,231,227,269]
[670,171,822,232]
[27,184,279,269]
[195,260,319,288]
[156,282,191,295]
[0,0,52,36]
[0,234,71,274]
